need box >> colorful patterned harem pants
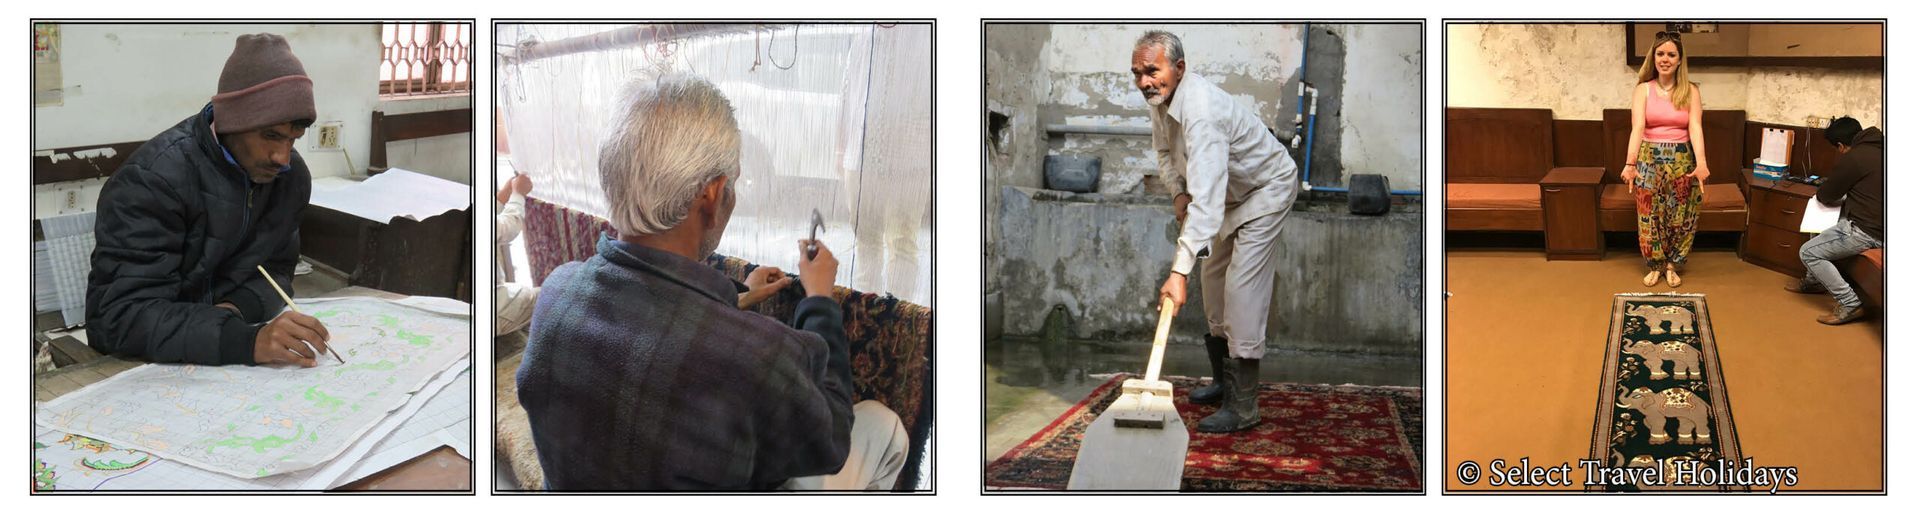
[1635,141,1702,270]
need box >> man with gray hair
[1134,30,1299,433]
[516,74,908,490]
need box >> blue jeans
[1800,218,1882,309]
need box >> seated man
[494,173,538,335]
[516,74,908,491]
[86,33,332,366]
[1787,116,1884,325]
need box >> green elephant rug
[1589,293,1751,492]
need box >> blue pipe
[1294,22,1422,196]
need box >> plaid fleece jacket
[517,237,853,490]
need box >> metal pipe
[506,23,785,64]
[1302,86,1320,188]
[1045,124,1152,137]
[1295,23,1423,197]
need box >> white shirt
[496,192,526,285]
[1150,72,1299,275]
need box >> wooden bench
[1445,107,1555,231]
[299,108,475,302]
[1845,248,1884,310]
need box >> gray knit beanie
[211,33,316,134]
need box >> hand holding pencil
[252,265,341,367]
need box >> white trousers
[782,400,911,491]
[495,283,539,336]
[1198,208,1288,359]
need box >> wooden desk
[338,446,470,491]
[31,286,471,492]
[1742,171,1820,276]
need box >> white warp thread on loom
[499,23,934,306]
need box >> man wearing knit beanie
[87,33,333,367]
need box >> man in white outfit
[495,173,539,336]
[1137,30,1298,433]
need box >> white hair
[598,74,741,236]
[1135,30,1184,64]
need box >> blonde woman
[1621,32,1710,287]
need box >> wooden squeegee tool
[1113,296,1180,428]
[1066,296,1189,490]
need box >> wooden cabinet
[1741,171,1820,276]
[1540,167,1605,260]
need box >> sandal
[1665,267,1682,288]
[1643,270,1660,287]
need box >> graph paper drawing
[331,368,472,487]
[33,430,155,491]
[37,296,470,479]
[39,211,95,327]
[33,366,470,491]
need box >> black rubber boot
[1197,357,1261,433]
[1188,335,1229,405]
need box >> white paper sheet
[330,366,470,487]
[1759,127,1794,167]
[1802,196,1843,233]
[310,168,471,224]
[32,366,470,491]
[297,363,469,489]
[37,297,470,479]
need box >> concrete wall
[1331,24,1424,192]
[985,24,1054,298]
[998,187,1422,356]
[984,22,1424,313]
[987,23,1423,197]
[1447,23,1883,127]
[32,23,472,220]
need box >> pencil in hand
[257,265,345,364]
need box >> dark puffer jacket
[85,105,309,365]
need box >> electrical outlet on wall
[1806,115,1823,129]
[316,122,342,150]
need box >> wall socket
[316,122,342,149]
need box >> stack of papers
[33,296,472,491]
[1801,196,1843,234]
[311,168,471,224]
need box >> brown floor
[1445,249,1884,492]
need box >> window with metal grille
[379,22,470,96]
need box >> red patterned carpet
[986,374,1423,491]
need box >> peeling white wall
[1334,24,1424,190]
[1014,23,1421,194]
[1744,66,1883,128]
[1038,24,1298,126]
[1037,24,1301,195]
[984,24,1055,295]
[1448,24,1882,127]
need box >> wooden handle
[1143,296,1178,383]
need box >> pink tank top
[1642,81,1690,143]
